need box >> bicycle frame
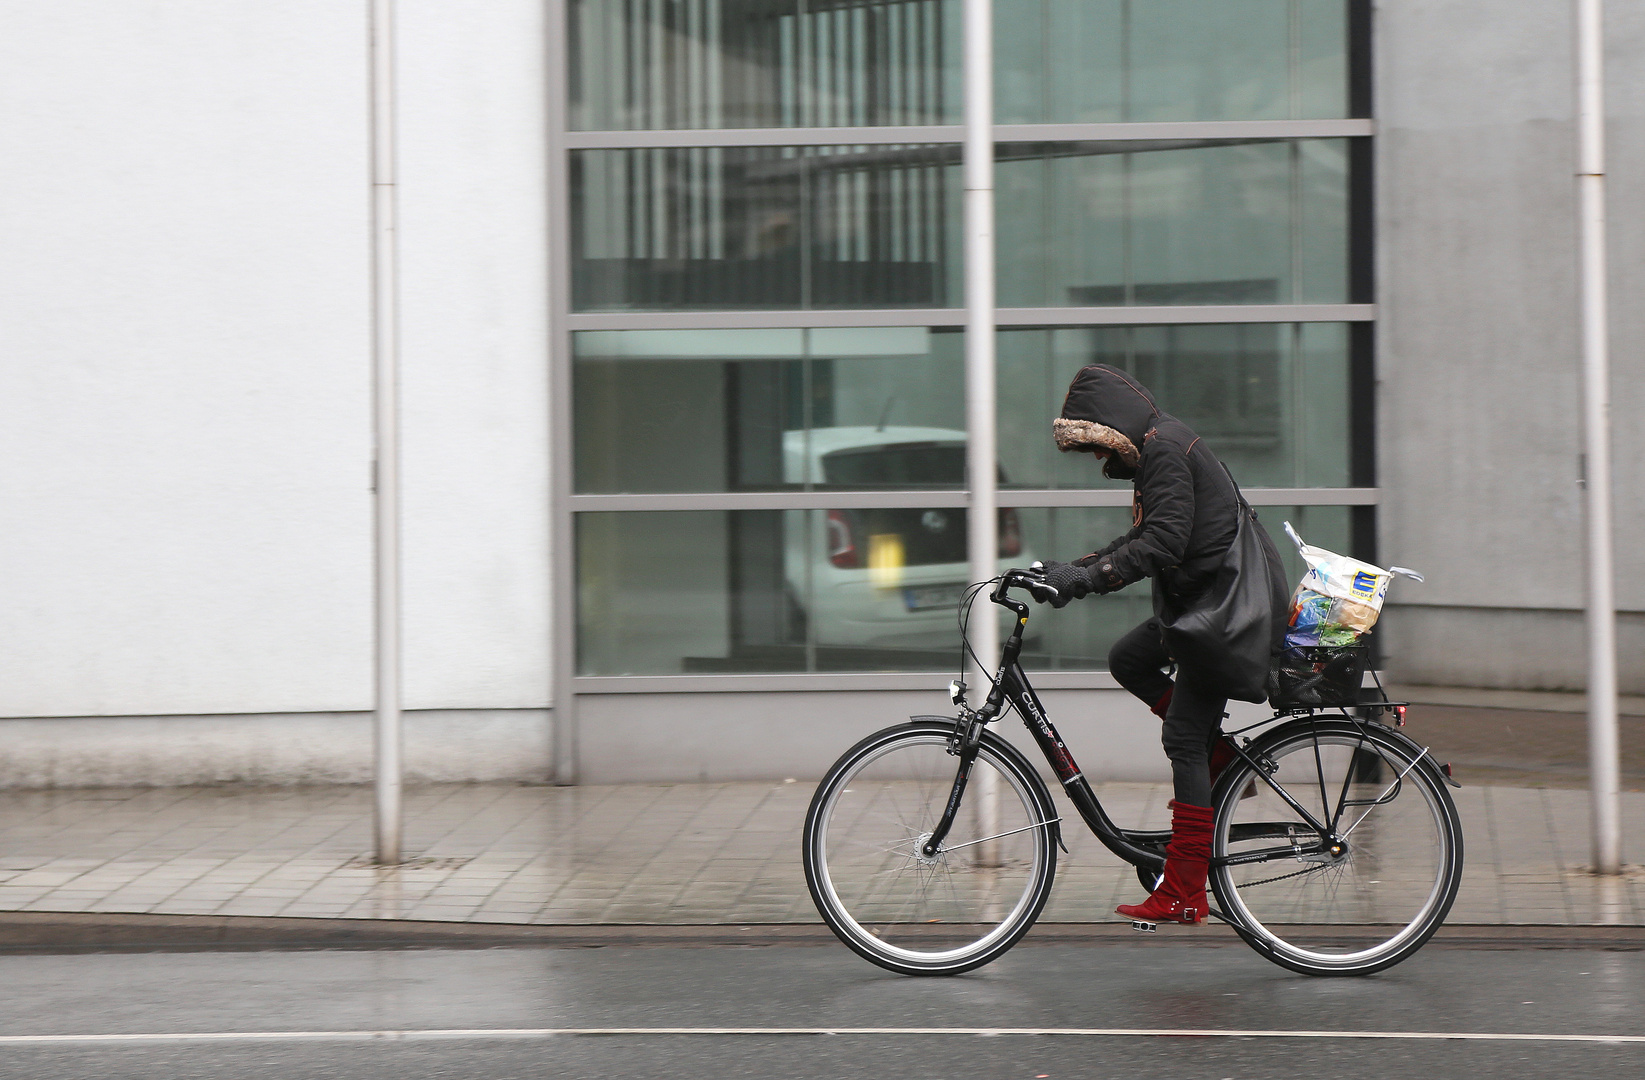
[924,573,1413,880]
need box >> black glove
[1088,559,1126,595]
[1039,561,1093,609]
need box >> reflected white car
[782,427,1032,651]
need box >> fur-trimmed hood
[1052,417,1140,465]
[1053,364,1161,467]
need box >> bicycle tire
[1209,717,1463,976]
[802,720,1059,976]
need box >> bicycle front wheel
[1210,718,1463,976]
[802,721,1058,976]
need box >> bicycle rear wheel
[1210,718,1463,976]
[802,721,1058,976]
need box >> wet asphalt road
[0,935,1639,1079]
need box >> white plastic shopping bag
[1281,522,1423,648]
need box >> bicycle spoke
[1340,747,1432,839]
[939,859,964,919]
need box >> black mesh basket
[1267,642,1370,708]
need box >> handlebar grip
[999,567,1059,605]
[1026,580,1060,604]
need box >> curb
[0,913,1639,953]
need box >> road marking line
[0,1028,1639,1045]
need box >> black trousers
[1108,617,1228,807]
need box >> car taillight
[827,509,859,568]
[998,507,1022,558]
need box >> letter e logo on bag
[1351,570,1377,597]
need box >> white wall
[0,3,552,767]
[397,0,551,711]
[0,2,375,718]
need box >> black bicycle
[802,566,1464,978]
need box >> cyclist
[1035,364,1288,926]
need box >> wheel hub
[1288,825,1350,865]
[1299,839,1350,865]
[912,832,943,866]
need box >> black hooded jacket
[1053,364,1242,603]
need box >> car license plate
[904,584,965,612]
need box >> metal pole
[370,0,403,864]
[544,0,578,786]
[1575,0,1621,874]
[963,0,999,864]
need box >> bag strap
[1218,460,1255,518]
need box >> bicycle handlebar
[994,565,1061,607]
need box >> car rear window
[821,444,965,487]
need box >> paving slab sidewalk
[0,776,1639,929]
[0,701,1639,929]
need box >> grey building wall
[574,688,1289,786]
[0,711,550,788]
[1375,0,1645,691]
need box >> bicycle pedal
[1130,919,1157,933]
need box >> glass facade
[995,140,1349,307]
[577,501,1351,675]
[570,0,962,130]
[578,507,1009,675]
[994,0,1349,124]
[570,0,1352,130]
[571,146,960,310]
[570,139,1350,311]
[575,327,965,493]
[559,1,1372,680]
[996,323,1351,490]
[576,323,1348,497]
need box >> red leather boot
[1116,800,1213,926]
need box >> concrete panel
[1376,0,1584,612]
[1380,603,1645,694]
[575,688,1282,784]
[1375,0,1645,688]
[0,710,550,789]
[1598,2,1645,613]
